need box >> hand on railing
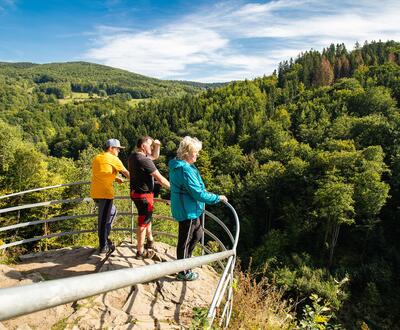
[219,195,228,203]
[115,177,126,185]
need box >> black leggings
[176,216,204,274]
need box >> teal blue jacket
[169,158,220,221]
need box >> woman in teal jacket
[169,136,227,281]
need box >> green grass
[190,307,210,330]
[59,92,105,104]
[51,317,68,330]
[59,93,148,106]
[127,98,148,107]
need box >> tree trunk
[328,223,340,268]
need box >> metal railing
[0,181,239,328]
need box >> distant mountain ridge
[0,61,224,99]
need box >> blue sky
[1,0,400,82]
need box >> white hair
[176,136,202,160]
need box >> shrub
[228,263,295,329]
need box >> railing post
[44,208,48,251]
[131,200,134,244]
[226,256,236,327]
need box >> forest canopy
[1,40,400,329]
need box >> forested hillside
[0,61,215,100]
[1,40,400,329]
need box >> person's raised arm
[151,170,170,189]
[149,139,161,160]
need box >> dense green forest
[0,61,220,100]
[1,40,400,329]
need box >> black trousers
[176,216,204,274]
[95,199,117,249]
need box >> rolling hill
[0,61,221,99]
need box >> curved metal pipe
[0,181,91,200]
[0,183,240,329]
[204,210,235,245]
[0,250,235,321]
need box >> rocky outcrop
[0,241,220,329]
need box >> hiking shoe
[176,271,199,281]
[135,251,144,259]
[108,244,116,254]
[107,239,115,251]
[99,244,115,256]
[107,238,115,247]
[145,239,154,250]
[99,246,110,256]
[144,249,155,259]
[136,249,155,259]
[145,239,158,252]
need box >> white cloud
[85,0,400,82]
[86,26,228,77]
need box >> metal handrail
[0,250,234,320]
[221,201,240,250]
[205,209,235,245]
[0,181,91,200]
[0,182,239,328]
[0,197,169,215]
[207,256,235,321]
[0,197,92,214]
[1,229,96,249]
[0,214,95,232]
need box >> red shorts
[131,192,154,228]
